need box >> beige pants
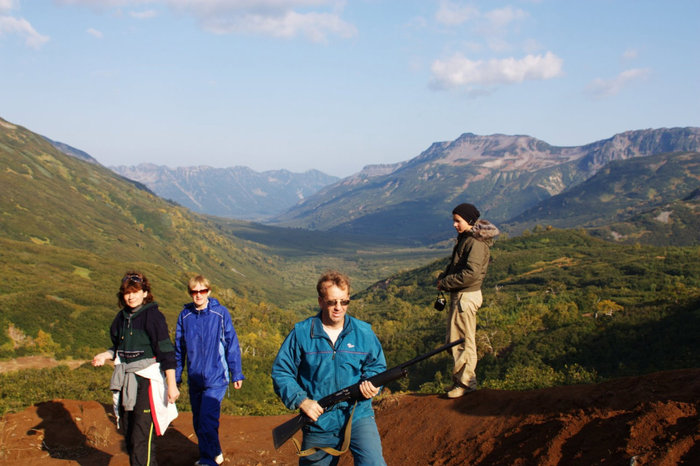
[446,290,482,389]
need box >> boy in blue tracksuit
[175,275,244,466]
[272,271,387,465]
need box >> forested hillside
[505,151,700,239]
[353,228,700,392]
[3,228,698,417]
[0,116,442,359]
[1,116,698,424]
[0,116,310,369]
[0,116,444,416]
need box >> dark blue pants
[189,385,227,466]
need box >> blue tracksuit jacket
[174,298,244,388]
[271,313,386,434]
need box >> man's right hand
[299,398,324,422]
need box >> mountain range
[270,128,700,244]
[2,115,699,439]
[504,150,700,238]
[0,116,296,355]
[110,164,338,221]
[52,126,700,246]
[2,115,698,348]
[0,116,442,358]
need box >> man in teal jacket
[272,271,387,465]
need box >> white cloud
[435,0,478,26]
[430,51,563,90]
[482,6,528,30]
[130,9,158,19]
[586,68,651,98]
[200,10,355,42]
[87,27,103,38]
[435,2,527,30]
[0,15,50,49]
[434,2,530,54]
[57,0,149,6]
[0,0,15,13]
[56,0,355,42]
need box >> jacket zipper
[327,338,336,360]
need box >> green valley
[1,117,699,420]
[0,117,445,415]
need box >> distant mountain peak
[272,127,700,244]
[417,133,580,172]
[350,162,407,180]
[110,163,339,221]
[44,137,101,165]
[580,127,700,172]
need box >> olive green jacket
[438,220,499,292]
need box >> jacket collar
[121,301,156,319]
[310,311,352,340]
[186,297,220,313]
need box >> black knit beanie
[452,203,480,225]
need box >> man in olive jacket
[437,203,499,398]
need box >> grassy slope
[2,117,698,416]
[505,151,700,241]
[2,228,698,415]
[0,120,292,349]
[0,117,447,357]
[352,228,700,390]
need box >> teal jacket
[271,313,386,434]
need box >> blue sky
[1,1,699,177]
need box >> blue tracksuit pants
[189,385,227,466]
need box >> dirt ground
[1,368,698,465]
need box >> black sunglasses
[324,299,350,307]
[122,274,143,284]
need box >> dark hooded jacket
[109,301,177,371]
[439,220,499,292]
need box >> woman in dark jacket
[92,271,179,465]
[437,203,499,398]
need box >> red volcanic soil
[1,368,698,465]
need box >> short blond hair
[187,274,211,293]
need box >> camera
[434,292,447,311]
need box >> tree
[595,299,623,319]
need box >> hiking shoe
[215,453,224,465]
[447,385,476,398]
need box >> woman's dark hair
[117,270,154,308]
